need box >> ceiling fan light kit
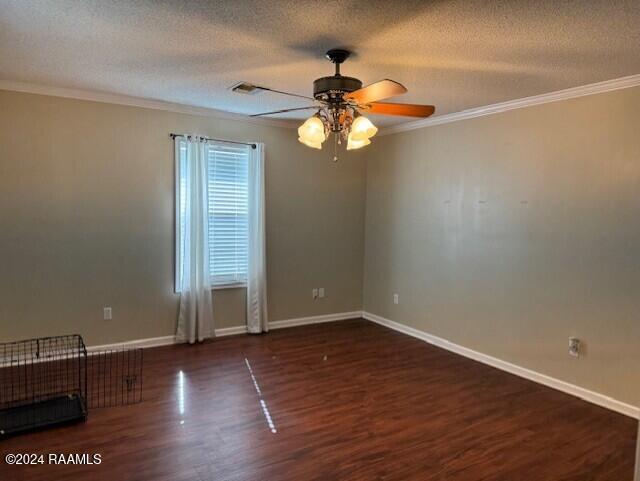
[298,115,326,146]
[349,115,378,141]
[346,137,371,151]
[247,49,435,160]
[298,136,323,150]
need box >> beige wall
[0,90,366,345]
[2,85,638,408]
[363,86,640,406]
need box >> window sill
[174,283,246,294]
[211,283,246,291]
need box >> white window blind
[176,140,249,289]
[207,143,249,286]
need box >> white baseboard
[268,311,362,330]
[88,335,176,352]
[362,311,640,420]
[87,329,243,351]
[215,311,363,336]
[214,325,248,337]
[85,311,362,350]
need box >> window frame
[175,139,250,292]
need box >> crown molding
[379,74,640,136]
[0,80,298,130]
[4,75,640,136]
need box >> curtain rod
[169,133,257,149]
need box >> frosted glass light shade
[298,137,322,149]
[350,116,377,141]
[298,116,326,145]
[346,134,371,150]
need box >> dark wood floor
[1,319,637,481]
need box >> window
[206,143,249,286]
[176,140,250,289]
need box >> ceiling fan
[235,49,435,160]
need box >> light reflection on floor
[245,358,277,434]
[178,370,185,425]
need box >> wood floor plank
[1,319,636,480]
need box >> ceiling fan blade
[250,106,318,117]
[365,102,435,118]
[253,85,316,101]
[345,79,407,104]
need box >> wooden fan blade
[345,79,407,104]
[366,102,435,118]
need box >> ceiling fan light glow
[298,137,323,149]
[350,115,378,141]
[346,135,371,150]
[298,115,326,144]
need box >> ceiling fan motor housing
[313,75,362,100]
[314,49,362,101]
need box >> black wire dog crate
[0,335,144,437]
[0,335,87,436]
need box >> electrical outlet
[393,293,399,305]
[318,288,325,298]
[103,306,112,321]
[569,337,580,357]
[312,288,318,300]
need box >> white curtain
[176,136,214,343]
[247,143,268,333]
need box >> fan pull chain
[333,133,339,162]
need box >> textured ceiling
[1,0,639,126]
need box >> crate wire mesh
[87,348,143,408]
[0,335,144,437]
[0,335,87,436]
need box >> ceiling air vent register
[230,82,259,95]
